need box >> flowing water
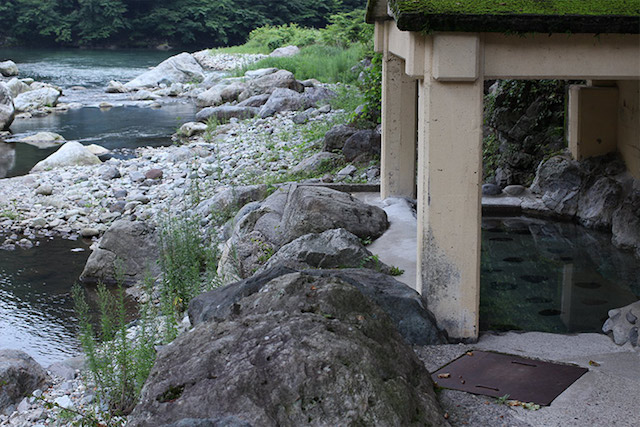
[481,216,640,334]
[0,48,202,178]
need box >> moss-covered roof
[367,1,640,34]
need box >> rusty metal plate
[431,350,588,406]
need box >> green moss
[389,0,640,17]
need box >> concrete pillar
[416,34,484,341]
[381,52,417,199]
[616,80,640,178]
[568,85,619,161]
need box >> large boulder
[124,53,204,89]
[0,60,18,77]
[611,191,640,258]
[80,220,159,286]
[189,266,447,346]
[0,350,48,413]
[196,185,268,219]
[280,185,389,243]
[30,141,101,172]
[4,78,31,98]
[31,141,102,172]
[576,176,623,229]
[218,185,389,280]
[14,87,61,112]
[258,228,392,273]
[603,300,640,346]
[130,272,447,426]
[258,88,310,118]
[530,155,583,216]
[289,152,342,176]
[196,106,258,123]
[302,86,335,105]
[269,45,300,58]
[239,70,303,101]
[0,83,15,130]
[342,129,381,162]
[322,124,358,152]
[17,131,65,149]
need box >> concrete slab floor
[357,192,639,426]
[353,193,417,290]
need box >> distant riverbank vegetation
[0,0,366,48]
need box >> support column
[568,85,619,161]
[416,34,484,341]
[381,52,418,199]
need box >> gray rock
[291,111,310,124]
[611,191,640,258]
[80,220,159,286]
[322,124,358,152]
[196,185,267,218]
[105,80,128,93]
[0,83,15,130]
[0,60,18,77]
[280,185,388,244]
[17,131,65,149]
[482,183,502,196]
[269,45,300,57]
[129,170,146,183]
[218,185,389,281]
[259,228,391,273]
[98,165,121,180]
[14,87,61,112]
[239,70,303,101]
[5,78,31,98]
[145,168,163,180]
[245,68,278,78]
[503,185,525,196]
[603,300,640,346]
[0,350,48,412]
[196,106,258,123]
[131,272,446,427]
[178,122,208,138]
[35,184,53,196]
[54,395,73,409]
[31,142,101,172]
[47,362,76,380]
[125,52,204,89]
[530,155,583,216]
[342,129,381,162]
[289,152,341,176]
[195,85,223,107]
[81,228,100,238]
[577,177,622,229]
[258,88,310,118]
[161,418,252,427]
[236,93,270,108]
[190,265,446,346]
[336,165,357,180]
[131,90,159,101]
[302,86,335,105]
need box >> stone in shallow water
[482,183,502,196]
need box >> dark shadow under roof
[367,1,640,34]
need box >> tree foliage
[0,0,367,48]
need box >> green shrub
[321,9,374,50]
[238,44,366,83]
[159,213,219,341]
[244,23,321,52]
[72,273,156,417]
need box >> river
[0,48,200,179]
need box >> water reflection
[481,216,640,333]
[0,142,16,178]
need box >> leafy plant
[72,270,156,417]
[158,212,219,341]
[389,266,405,276]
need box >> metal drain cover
[431,351,588,405]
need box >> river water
[0,48,199,178]
[0,48,201,365]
